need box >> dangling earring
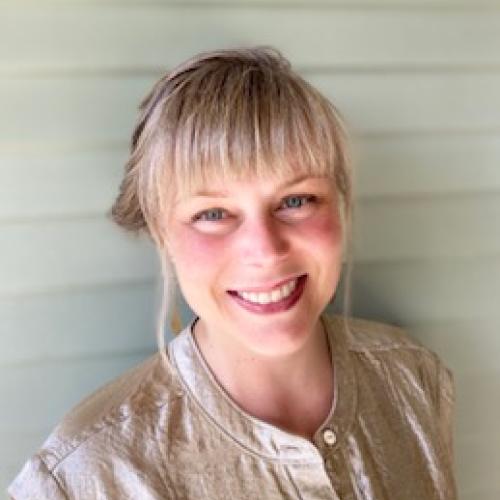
[163,245,182,335]
[170,296,183,335]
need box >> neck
[192,317,334,440]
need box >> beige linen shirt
[8,313,457,499]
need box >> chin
[228,306,321,358]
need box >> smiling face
[164,172,344,359]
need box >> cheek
[298,210,343,251]
[170,226,228,277]
[301,212,344,298]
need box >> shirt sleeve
[7,454,67,500]
[436,361,456,461]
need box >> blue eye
[194,208,227,222]
[192,195,317,223]
[282,195,315,209]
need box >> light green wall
[1,2,499,498]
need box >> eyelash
[192,195,317,222]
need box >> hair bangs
[158,64,342,201]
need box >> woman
[9,46,457,499]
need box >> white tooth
[271,288,283,302]
[285,279,297,298]
[236,277,300,304]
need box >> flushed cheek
[297,211,343,250]
[170,227,230,283]
[298,212,343,294]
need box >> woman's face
[165,172,344,358]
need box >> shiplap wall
[1,1,499,498]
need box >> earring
[170,300,183,335]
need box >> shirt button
[322,428,337,446]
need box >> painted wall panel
[0,282,158,365]
[2,6,500,72]
[0,219,157,296]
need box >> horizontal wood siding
[2,6,500,72]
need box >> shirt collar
[168,313,357,463]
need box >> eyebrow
[191,174,318,198]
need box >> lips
[227,275,307,314]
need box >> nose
[238,215,289,268]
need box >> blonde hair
[109,46,355,357]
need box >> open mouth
[227,275,307,314]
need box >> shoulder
[41,352,176,466]
[326,312,439,359]
[8,351,183,499]
[325,312,454,404]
